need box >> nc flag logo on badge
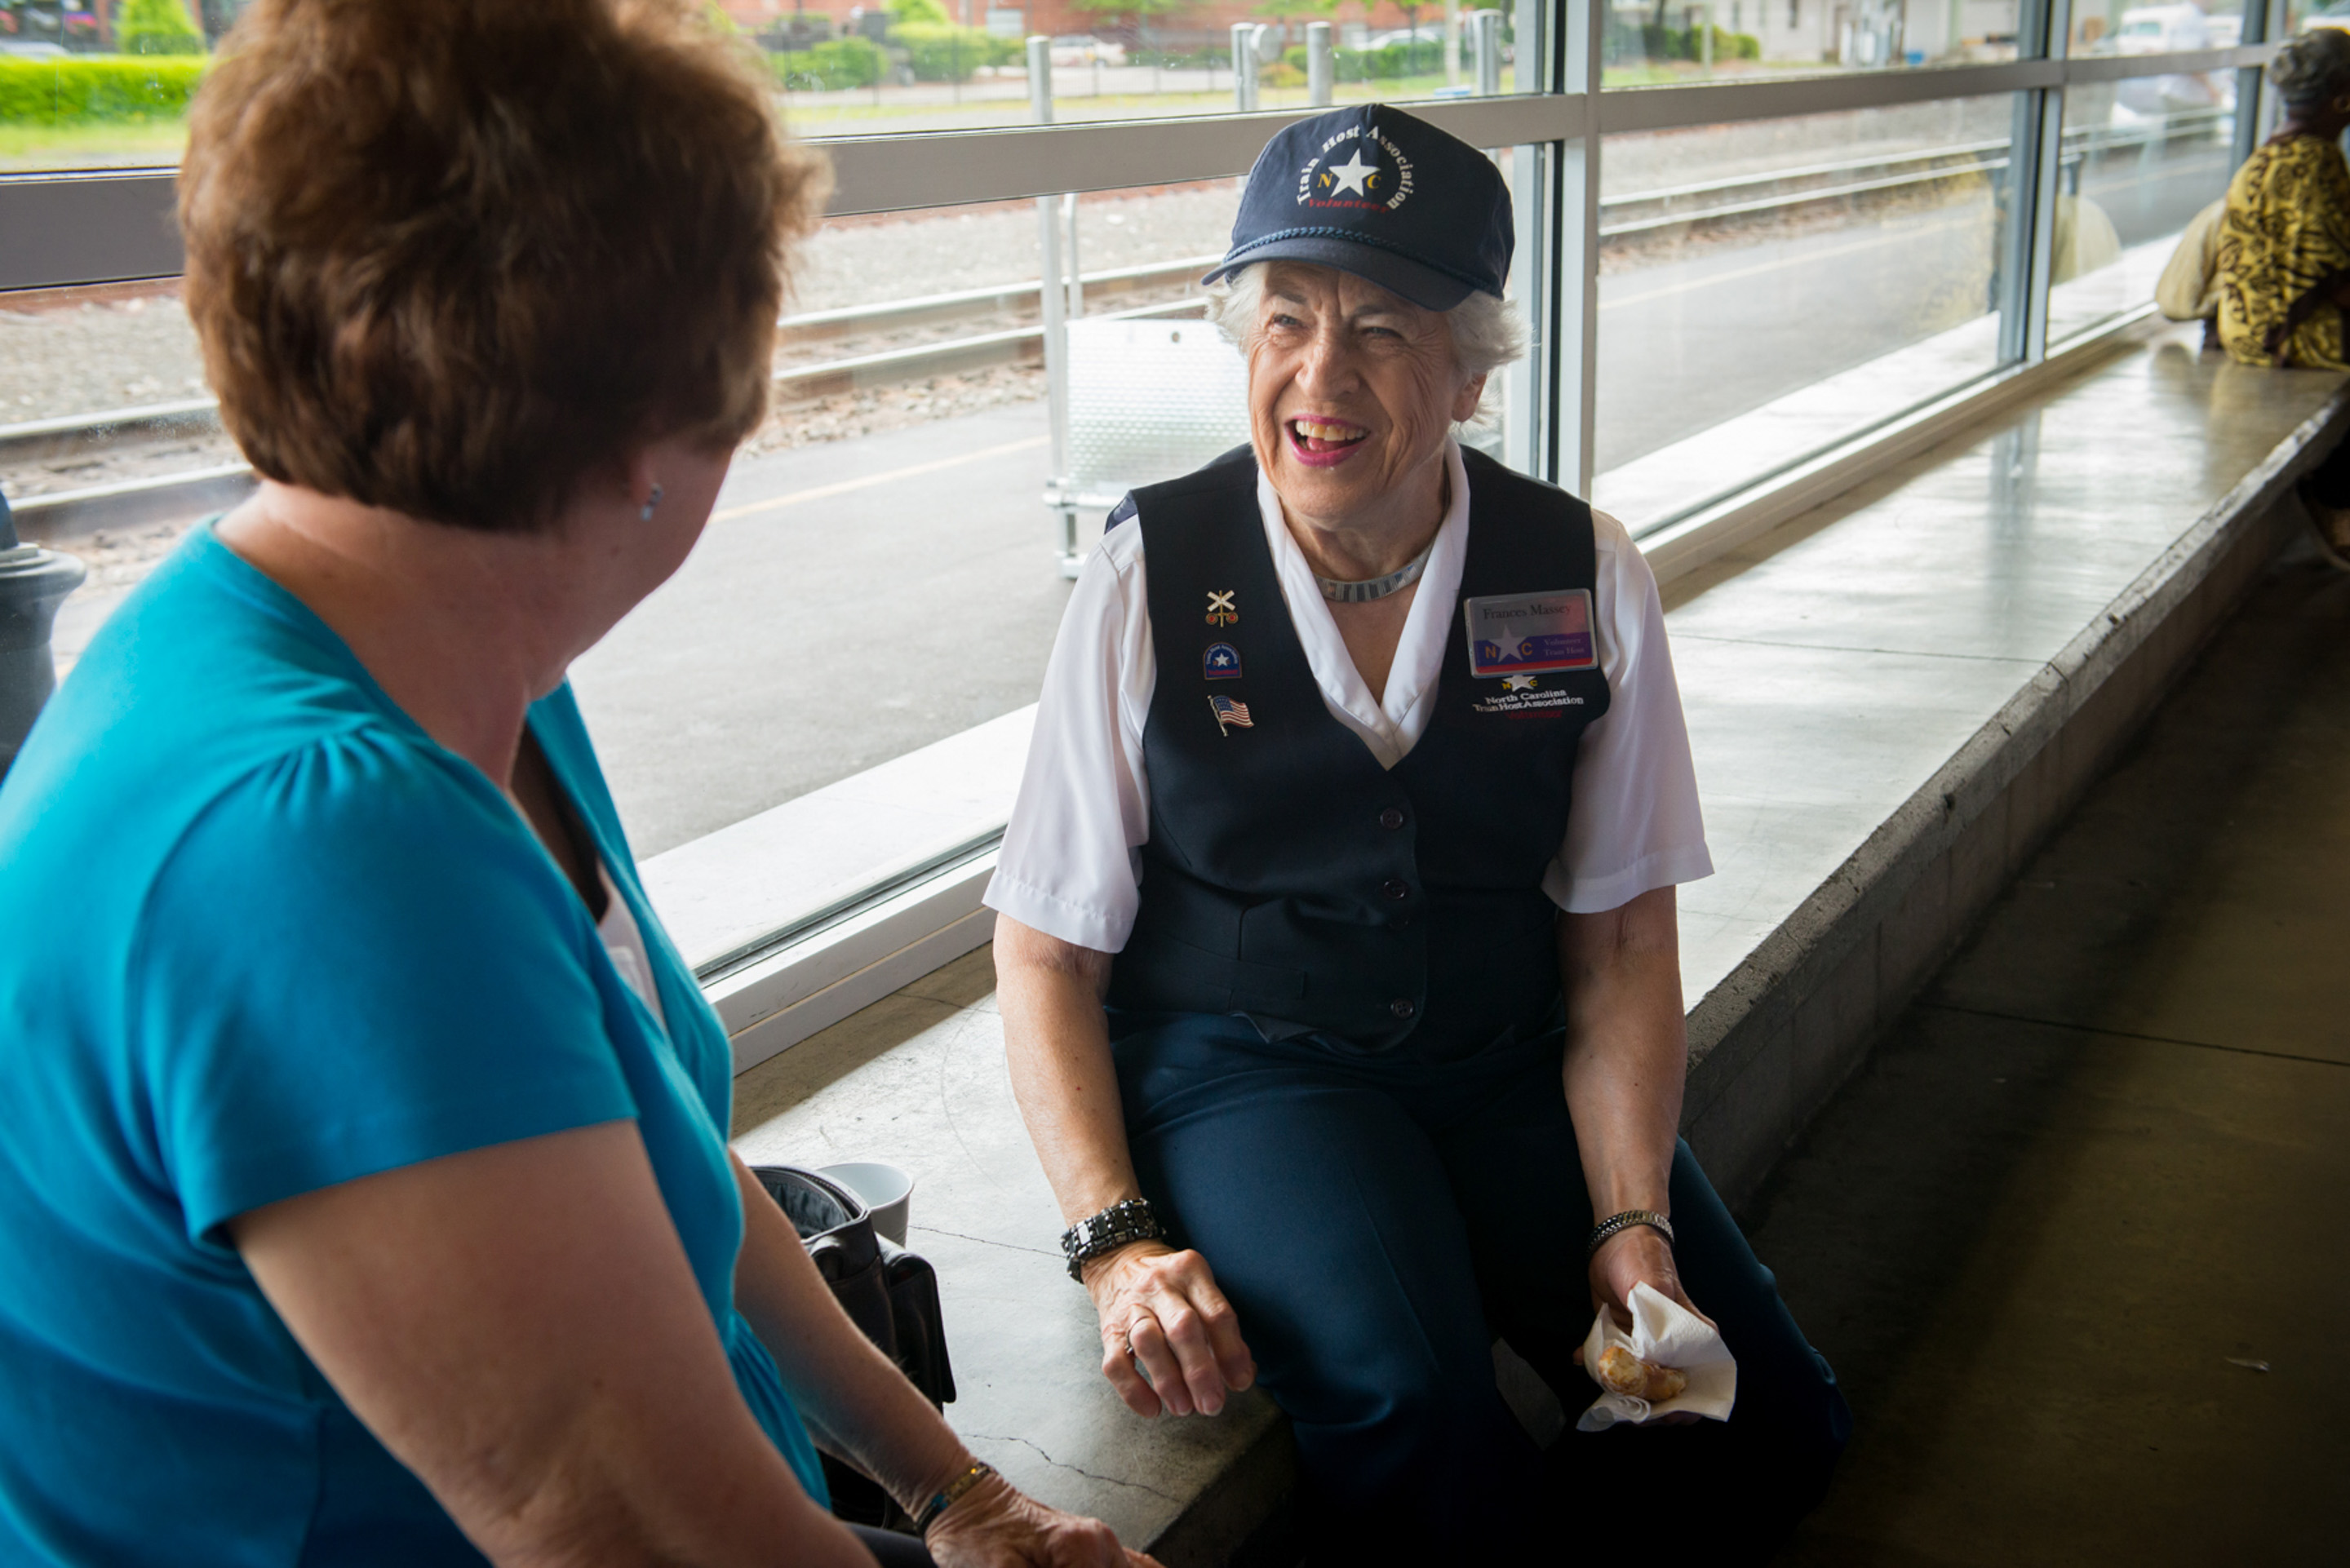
[1209,694,1255,734]
[1204,642,1243,680]
[1464,590,1599,678]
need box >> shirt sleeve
[135,725,641,1244]
[983,517,1155,952]
[1545,509,1714,913]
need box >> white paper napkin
[1576,1282,1739,1432]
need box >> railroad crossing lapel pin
[1209,695,1255,735]
[1206,591,1239,627]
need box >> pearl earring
[640,484,664,523]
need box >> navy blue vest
[1106,446,1612,1061]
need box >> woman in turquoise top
[0,4,1146,1566]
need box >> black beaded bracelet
[1586,1208,1674,1260]
[1061,1198,1164,1282]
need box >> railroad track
[3,110,2233,541]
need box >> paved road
[571,405,1062,856]
[1594,135,2232,472]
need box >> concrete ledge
[1680,383,2350,1208]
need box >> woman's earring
[640,483,664,523]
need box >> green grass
[0,119,188,171]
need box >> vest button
[1390,998,1417,1019]
[1381,878,1409,901]
[1378,807,1406,831]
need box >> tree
[1256,0,1337,20]
[886,0,952,22]
[118,0,205,55]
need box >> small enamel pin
[1209,694,1254,734]
[1204,642,1243,680]
[1206,591,1239,627]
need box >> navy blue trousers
[1111,1011,1851,1561]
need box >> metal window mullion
[1998,0,2069,368]
[2233,0,2283,170]
[1554,0,1603,496]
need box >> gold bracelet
[913,1460,996,1535]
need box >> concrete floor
[1753,550,2350,1566]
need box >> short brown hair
[180,0,827,532]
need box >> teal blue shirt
[0,525,827,1566]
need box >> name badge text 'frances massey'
[1463,590,1598,678]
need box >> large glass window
[578,143,1545,855]
[1591,95,2020,526]
[2046,81,2239,344]
[0,13,214,171]
[2074,0,2246,55]
[1601,0,2022,84]
[0,3,1537,169]
[777,3,1549,141]
[2,0,2291,955]
[576,182,1248,854]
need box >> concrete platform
[1754,557,2350,1565]
[718,329,2350,1562]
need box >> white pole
[1472,10,1501,94]
[1307,20,1334,105]
[1444,0,1463,86]
[1027,37,1075,572]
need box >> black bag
[753,1166,957,1532]
[753,1164,957,1408]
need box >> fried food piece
[1596,1344,1688,1402]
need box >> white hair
[1204,260,1528,426]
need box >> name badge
[1464,590,1598,678]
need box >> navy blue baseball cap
[1203,104,1513,312]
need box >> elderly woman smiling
[986,107,1851,1559]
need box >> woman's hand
[1578,1225,1714,1427]
[926,1473,1163,1567]
[1585,1224,1711,1331]
[1081,1241,1257,1419]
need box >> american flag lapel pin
[1208,694,1254,735]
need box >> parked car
[1049,34,1125,66]
[2110,3,2211,52]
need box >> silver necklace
[1315,534,1438,604]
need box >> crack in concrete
[961,1433,1185,1505]
[912,1222,1058,1258]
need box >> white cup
[817,1161,915,1246]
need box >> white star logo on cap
[1326,149,1378,197]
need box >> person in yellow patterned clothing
[2215,27,2350,565]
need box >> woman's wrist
[910,1458,1000,1536]
[895,1442,986,1526]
